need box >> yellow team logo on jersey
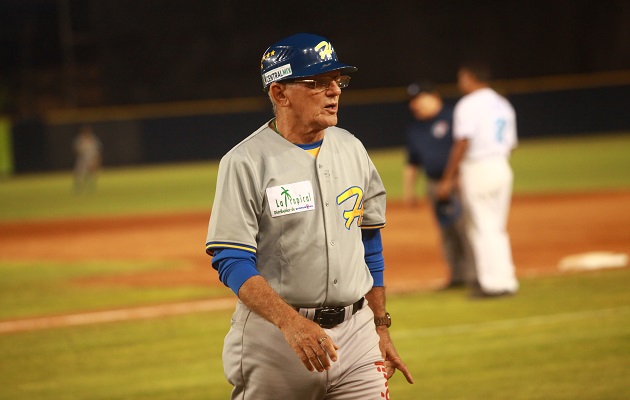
[315,41,334,61]
[336,186,364,229]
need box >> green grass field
[1,132,629,399]
[0,133,628,222]
[1,270,628,399]
[0,260,230,320]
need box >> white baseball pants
[460,156,519,293]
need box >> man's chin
[321,115,338,127]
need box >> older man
[205,33,413,399]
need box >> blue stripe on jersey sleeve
[211,248,259,295]
[206,241,257,256]
[362,228,385,287]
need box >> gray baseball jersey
[205,120,386,308]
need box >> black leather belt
[296,297,365,329]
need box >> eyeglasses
[288,75,351,92]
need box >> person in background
[403,82,476,290]
[73,125,102,194]
[437,62,519,298]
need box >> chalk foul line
[2,300,629,337]
[0,297,236,334]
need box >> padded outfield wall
[9,71,630,173]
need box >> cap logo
[262,64,293,85]
[315,41,333,61]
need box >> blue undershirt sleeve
[211,248,259,295]
[362,229,385,287]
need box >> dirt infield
[2,191,628,293]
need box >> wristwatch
[374,312,391,327]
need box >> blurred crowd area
[1,0,629,116]
[1,1,629,175]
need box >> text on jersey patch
[266,181,316,217]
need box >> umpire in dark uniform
[402,82,477,290]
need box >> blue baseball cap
[260,33,357,91]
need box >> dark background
[2,0,629,108]
[2,0,629,172]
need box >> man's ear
[269,83,290,107]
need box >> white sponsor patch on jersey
[266,180,316,217]
[263,64,293,85]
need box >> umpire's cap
[407,81,437,99]
[260,33,357,91]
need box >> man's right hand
[237,276,340,373]
[279,314,339,372]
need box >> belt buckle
[314,306,345,328]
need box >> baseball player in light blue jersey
[438,62,519,298]
[205,33,413,399]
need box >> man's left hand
[376,326,414,384]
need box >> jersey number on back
[495,118,506,143]
[336,187,364,229]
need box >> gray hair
[267,91,277,115]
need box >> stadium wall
[9,72,630,173]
